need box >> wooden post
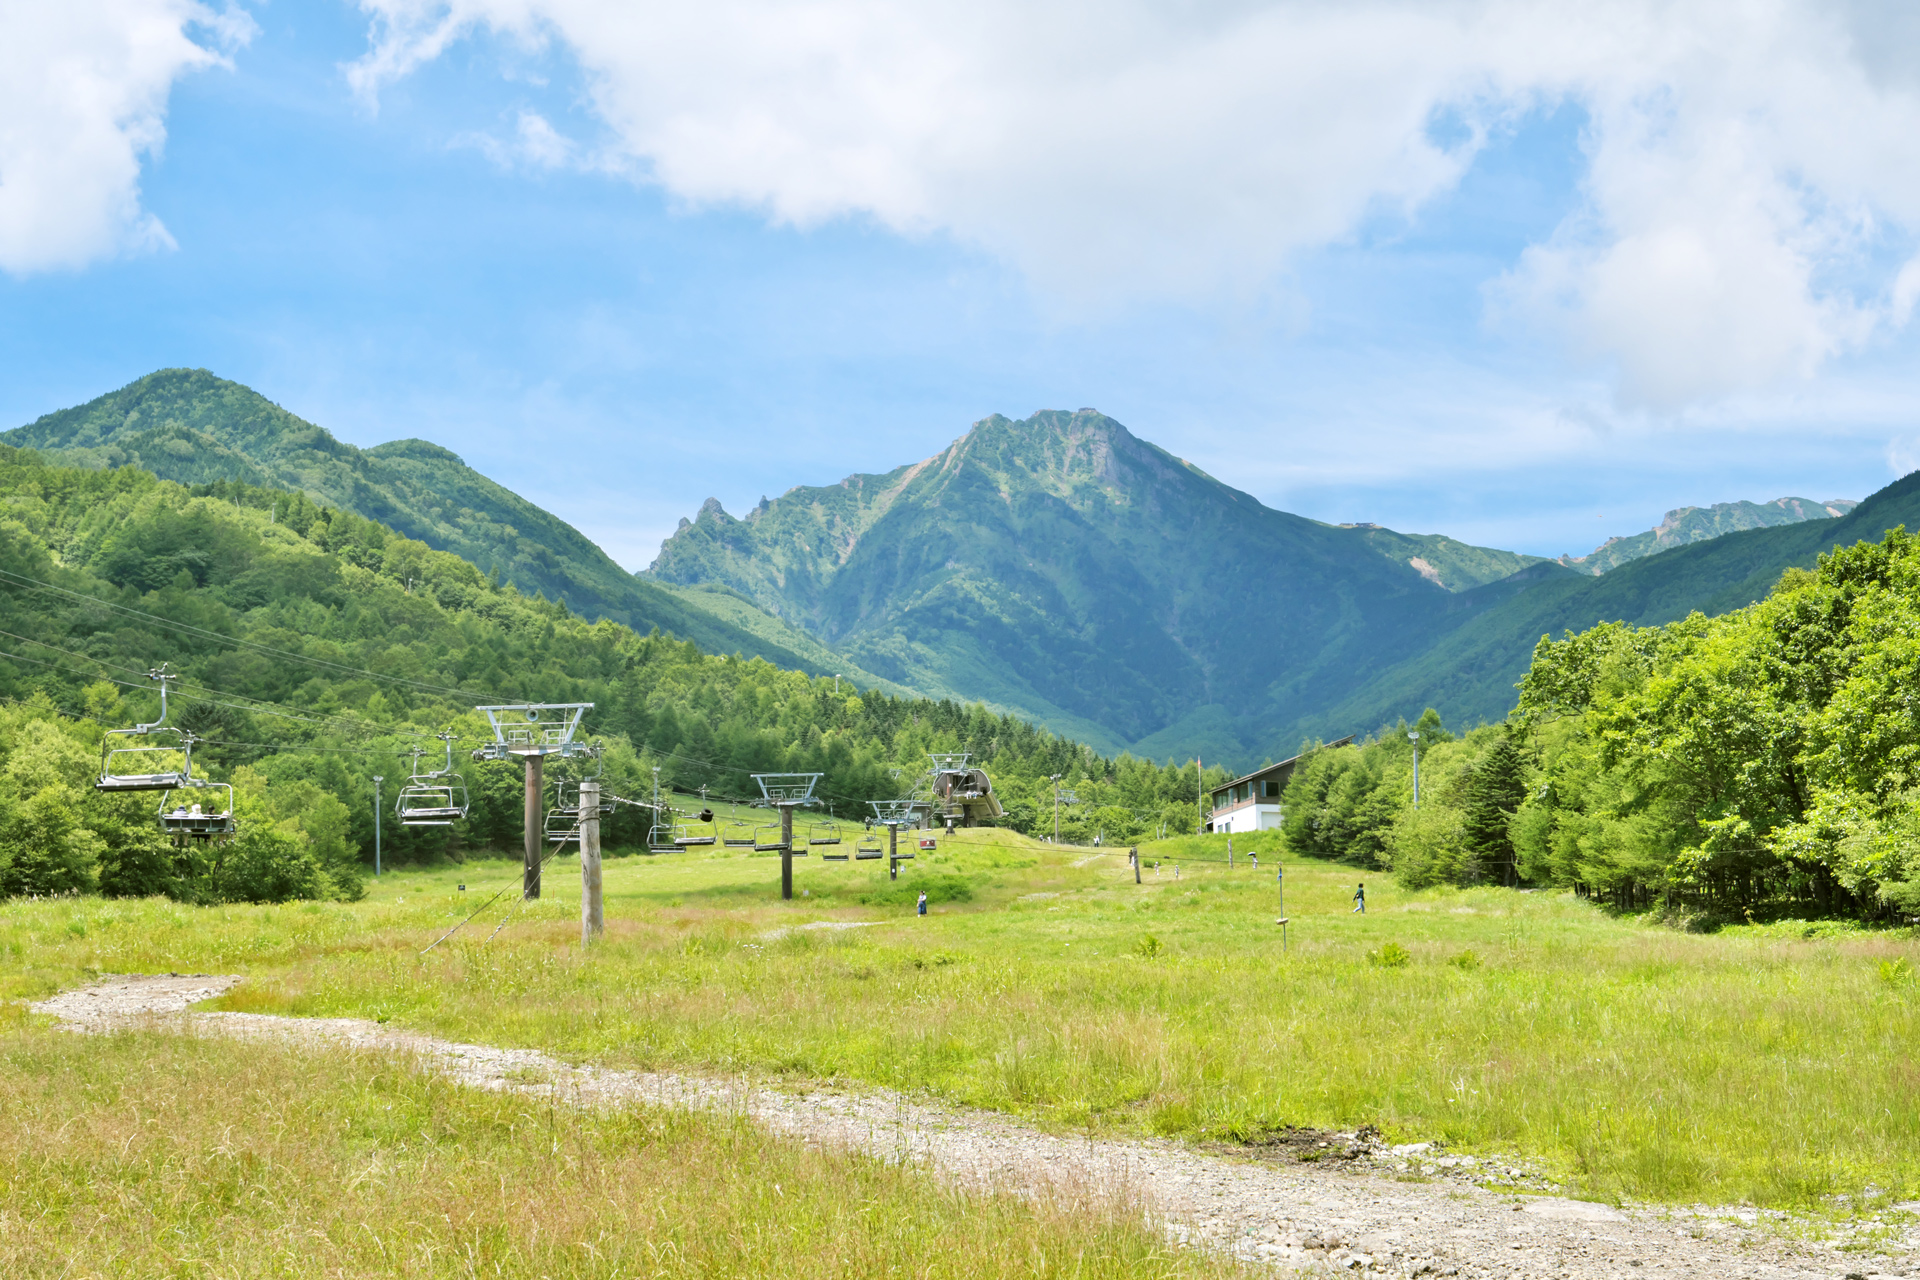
[523,753,543,899]
[780,804,794,900]
[580,780,602,945]
[1132,846,1141,884]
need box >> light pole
[1408,732,1420,810]
[1050,774,1062,843]
[372,776,384,876]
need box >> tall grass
[0,1024,1241,1279]
[7,831,1919,1209]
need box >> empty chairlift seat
[807,823,841,847]
[854,835,884,860]
[723,821,756,847]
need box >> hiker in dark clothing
[1352,882,1366,913]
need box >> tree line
[0,449,1226,901]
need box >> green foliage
[1447,949,1481,970]
[1504,524,1920,919]
[1366,941,1411,967]
[0,445,1221,896]
[1,368,884,681]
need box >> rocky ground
[31,973,1920,1279]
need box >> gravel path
[32,973,1919,1280]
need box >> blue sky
[5,1,1920,571]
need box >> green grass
[0,1024,1238,1279]
[7,829,1920,1211]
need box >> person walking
[1249,852,1258,872]
[917,891,928,916]
[1352,882,1366,914]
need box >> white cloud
[349,2,1920,408]
[0,0,253,274]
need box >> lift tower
[752,772,822,900]
[473,703,594,899]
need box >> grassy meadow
[0,1022,1237,1279]
[6,824,1920,1214]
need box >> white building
[1206,736,1354,834]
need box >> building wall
[1210,801,1282,834]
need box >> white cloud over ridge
[0,0,252,274]
[352,0,1920,408]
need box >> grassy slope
[0,1022,1227,1279]
[9,829,1918,1209]
[1317,470,1920,735]
[2,369,874,682]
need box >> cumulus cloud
[348,1,1920,407]
[0,0,253,274]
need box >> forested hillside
[2,369,889,685]
[1317,472,1920,737]
[1281,524,1920,923]
[0,447,1219,903]
[648,408,1544,760]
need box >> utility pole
[1196,755,1204,834]
[1051,774,1062,843]
[1409,731,1421,810]
[373,776,383,876]
[834,674,840,694]
[523,754,544,899]
[579,780,602,945]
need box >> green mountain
[1321,472,1920,736]
[1558,496,1857,574]
[4,368,894,687]
[645,409,1544,760]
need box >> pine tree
[1461,736,1528,885]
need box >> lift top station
[472,703,594,900]
[752,772,822,901]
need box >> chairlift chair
[96,667,191,792]
[723,820,755,847]
[854,835,884,860]
[756,823,800,854]
[395,733,471,826]
[157,782,235,844]
[807,823,841,847]
[545,806,581,844]
[674,822,717,847]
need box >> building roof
[1208,735,1356,800]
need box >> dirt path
[32,974,1918,1280]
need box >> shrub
[1448,948,1482,970]
[1368,941,1412,968]
[1135,933,1162,959]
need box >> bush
[1367,941,1412,968]
[1134,933,1162,959]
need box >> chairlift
[545,806,581,844]
[157,781,235,844]
[820,848,850,861]
[723,820,755,847]
[96,666,190,791]
[807,823,842,847]
[855,835,884,860]
[396,733,470,826]
[755,823,795,853]
[674,822,716,847]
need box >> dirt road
[31,974,1918,1279]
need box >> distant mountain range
[9,371,1902,768]
[0,369,906,692]
[1558,497,1857,575]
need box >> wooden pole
[780,804,794,900]
[580,780,602,945]
[1132,846,1141,884]
[523,753,543,899]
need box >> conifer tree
[1461,736,1527,885]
